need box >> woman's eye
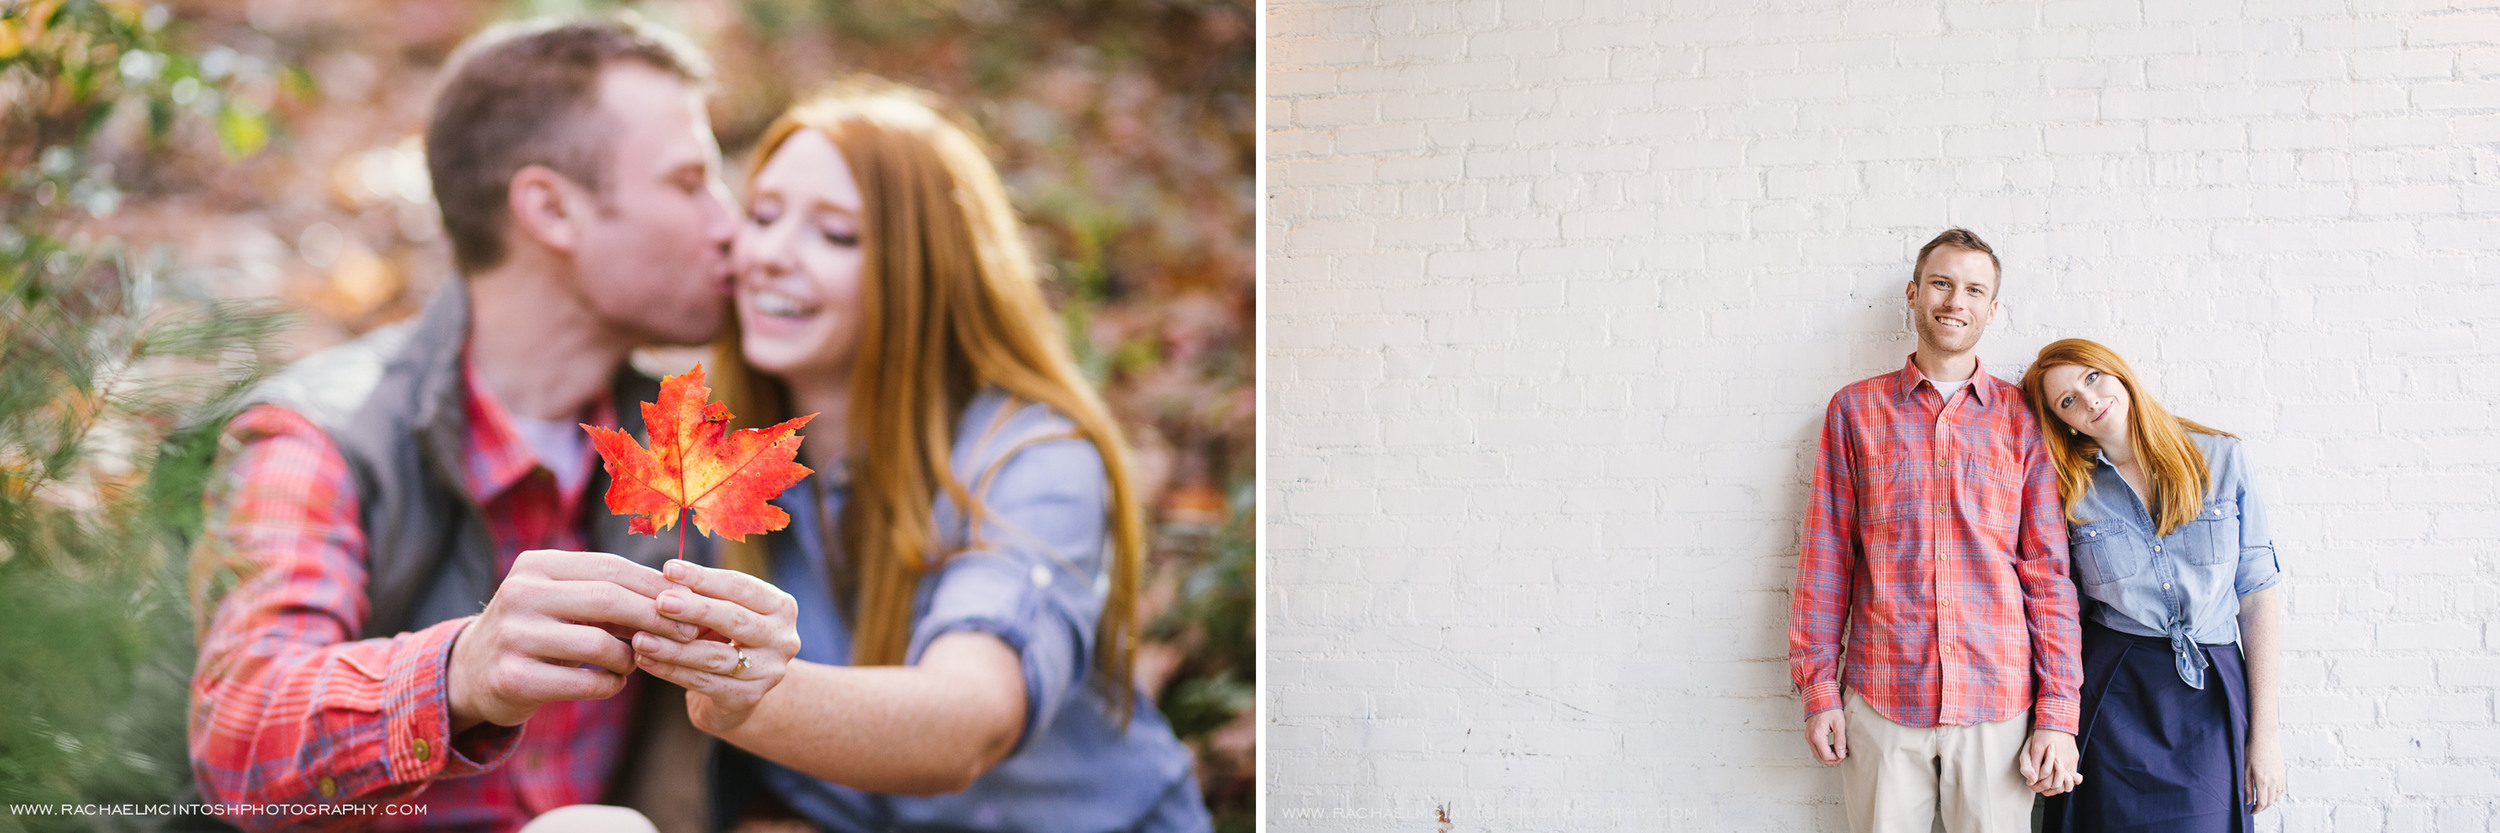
[822,228,859,247]
[2058,397,2071,409]
[2086,371,2099,383]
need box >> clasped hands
[1802,708,2083,796]
[448,550,801,736]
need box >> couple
[1786,229,2287,833]
[186,15,1207,833]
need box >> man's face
[566,62,737,347]
[1904,246,1999,356]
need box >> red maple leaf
[582,363,816,560]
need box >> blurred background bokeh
[0,0,1253,829]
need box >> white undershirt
[1927,375,1970,404]
[509,413,591,495]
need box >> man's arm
[187,406,519,829]
[191,407,704,828]
[1789,395,1859,761]
[2010,424,2083,793]
[2010,429,2081,734]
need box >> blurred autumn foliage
[1,0,1253,829]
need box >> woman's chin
[739,343,817,381]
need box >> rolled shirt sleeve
[906,405,1110,754]
[2229,443,2283,598]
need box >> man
[188,16,739,831]
[1786,229,2083,832]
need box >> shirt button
[2164,583,2172,590]
[1030,564,1053,588]
[413,738,430,761]
[1937,503,1950,514]
[1941,598,1952,607]
[1936,458,1950,468]
[318,776,337,798]
[1941,645,1953,654]
[2155,545,2162,552]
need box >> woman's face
[2038,363,2131,444]
[732,128,868,382]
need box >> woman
[628,79,1210,831]
[2017,338,2286,832]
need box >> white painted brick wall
[1265,1,2500,830]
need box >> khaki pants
[1840,691,2033,833]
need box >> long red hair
[2017,338,2234,537]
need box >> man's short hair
[424,15,712,273]
[1913,228,2001,288]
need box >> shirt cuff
[2033,695,2080,735]
[1802,680,1844,719]
[386,617,520,783]
[2235,572,2283,598]
[919,612,1060,756]
[2235,545,2283,597]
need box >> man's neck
[1910,345,1979,384]
[465,263,631,422]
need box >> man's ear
[507,164,584,256]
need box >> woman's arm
[631,561,1031,795]
[2239,585,2283,811]
[719,631,1027,795]
[640,418,1107,795]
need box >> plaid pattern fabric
[189,365,635,832]
[1787,356,2082,734]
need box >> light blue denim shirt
[2066,431,2283,689]
[755,389,1209,832]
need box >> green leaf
[215,103,267,158]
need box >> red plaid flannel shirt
[1786,356,2082,734]
[189,363,638,832]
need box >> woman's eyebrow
[808,196,863,216]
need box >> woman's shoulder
[951,388,1104,485]
[2183,428,2258,500]
[2185,428,2245,461]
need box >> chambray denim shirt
[755,390,1209,833]
[2066,431,2283,689]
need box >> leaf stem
[676,506,687,563]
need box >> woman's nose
[739,219,797,275]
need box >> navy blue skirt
[2044,621,2251,833]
